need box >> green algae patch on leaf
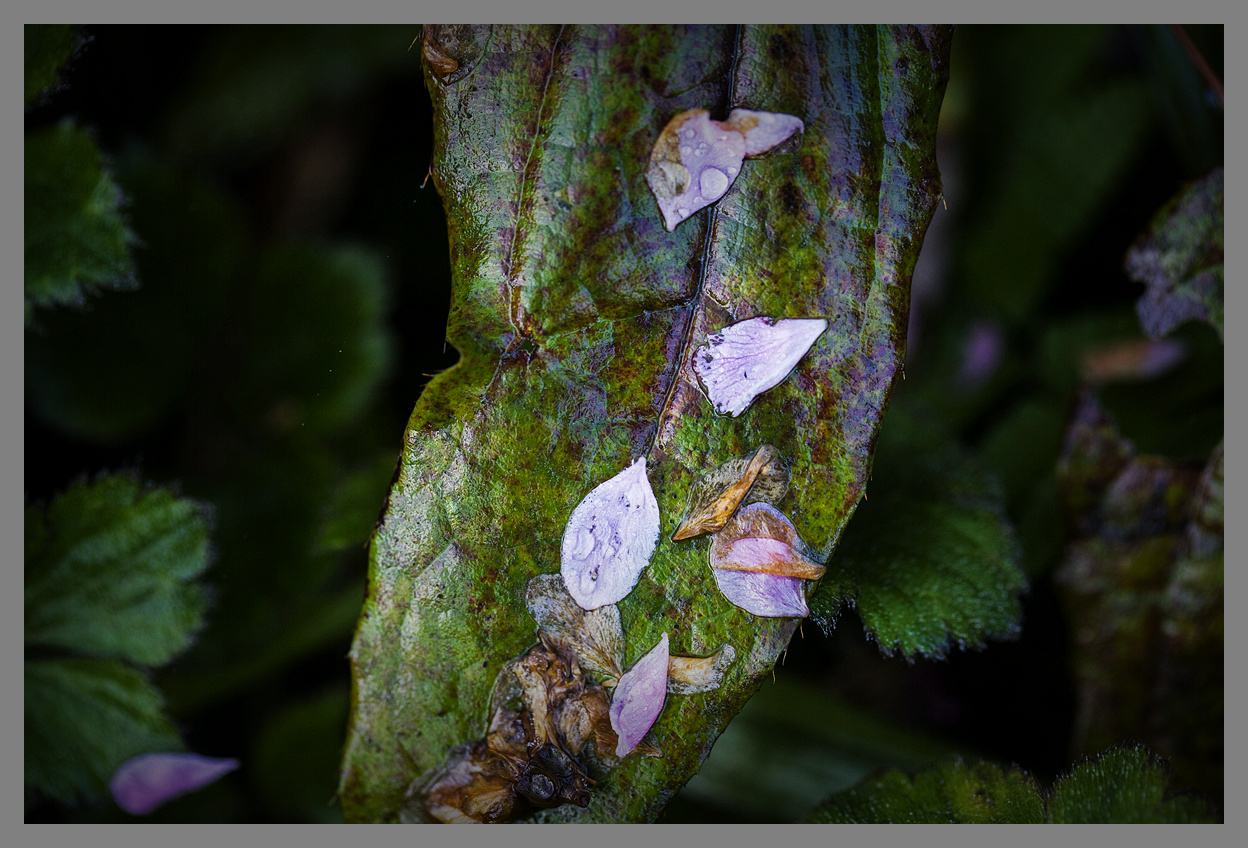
[340,24,952,823]
[25,121,138,325]
[810,419,1026,659]
[1126,168,1223,341]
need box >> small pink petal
[609,633,669,757]
[694,317,828,417]
[110,753,239,815]
[724,109,805,157]
[712,569,809,618]
[561,457,661,610]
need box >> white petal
[610,633,670,757]
[693,317,828,417]
[725,109,805,157]
[560,457,660,610]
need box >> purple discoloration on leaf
[645,107,803,231]
[693,317,829,417]
[110,753,239,816]
[609,633,669,757]
[561,457,660,610]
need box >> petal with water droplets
[609,633,669,757]
[724,109,805,157]
[645,109,747,231]
[110,753,239,816]
[694,317,828,417]
[560,457,660,610]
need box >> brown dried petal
[423,742,519,823]
[672,445,789,541]
[709,502,825,580]
[525,573,625,681]
[666,644,737,695]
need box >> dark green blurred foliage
[1055,394,1223,799]
[25,475,213,807]
[25,25,81,105]
[25,24,432,822]
[24,23,1222,822]
[811,411,1026,659]
[809,746,1214,823]
[25,120,137,325]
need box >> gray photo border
[3,2,1239,847]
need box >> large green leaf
[808,747,1214,823]
[340,24,951,822]
[25,474,212,667]
[24,121,138,325]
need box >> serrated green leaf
[1049,747,1215,823]
[26,474,212,667]
[315,453,397,554]
[1126,167,1224,340]
[808,746,1214,823]
[810,420,1026,659]
[340,24,952,822]
[25,658,183,807]
[25,25,78,104]
[25,155,246,443]
[809,759,1045,823]
[25,121,138,324]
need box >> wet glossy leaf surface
[340,24,951,822]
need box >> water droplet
[699,167,729,200]
[680,145,691,155]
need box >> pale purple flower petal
[694,317,828,417]
[724,109,805,157]
[712,569,809,618]
[609,633,669,757]
[561,456,660,610]
[110,753,239,816]
[646,109,747,231]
